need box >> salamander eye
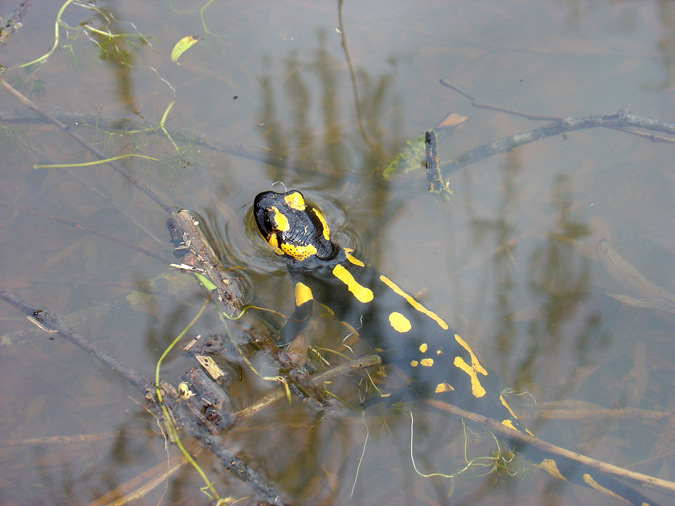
[263,210,275,232]
[261,208,283,234]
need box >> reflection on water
[0,1,673,505]
[522,175,596,401]
[257,29,404,187]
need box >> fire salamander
[253,189,657,506]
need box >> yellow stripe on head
[311,208,331,241]
[378,275,449,330]
[284,191,306,211]
[270,206,289,232]
[333,264,374,303]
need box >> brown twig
[0,287,151,392]
[192,431,285,505]
[443,110,675,177]
[0,1,31,45]
[167,209,246,318]
[440,79,561,121]
[425,398,675,496]
[233,353,381,422]
[528,405,671,422]
[0,286,289,505]
[439,79,675,177]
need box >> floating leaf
[171,35,201,64]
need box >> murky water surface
[0,1,673,505]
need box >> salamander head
[254,190,338,262]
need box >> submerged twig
[441,79,675,143]
[425,399,675,496]
[443,111,675,177]
[337,0,377,155]
[0,287,151,393]
[167,209,246,318]
[596,239,675,314]
[439,79,675,178]
[0,201,168,263]
[193,431,286,505]
[0,77,173,214]
[0,109,309,175]
[233,353,381,422]
[0,286,288,504]
[0,1,31,45]
[59,165,166,247]
[440,80,561,121]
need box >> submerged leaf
[171,35,201,64]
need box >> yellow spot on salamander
[540,459,567,481]
[499,395,519,421]
[284,191,306,211]
[501,419,517,431]
[436,349,443,355]
[270,206,289,231]
[453,356,486,397]
[333,264,374,303]
[500,394,532,434]
[378,275,449,330]
[419,343,428,353]
[294,282,313,306]
[453,333,487,398]
[344,248,365,267]
[281,242,317,261]
[435,382,454,393]
[389,312,411,333]
[583,474,624,501]
[454,334,487,375]
[311,208,331,241]
[410,360,419,367]
[420,358,434,367]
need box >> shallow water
[0,1,673,505]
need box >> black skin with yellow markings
[254,190,525,427]
[253,189,659,506]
